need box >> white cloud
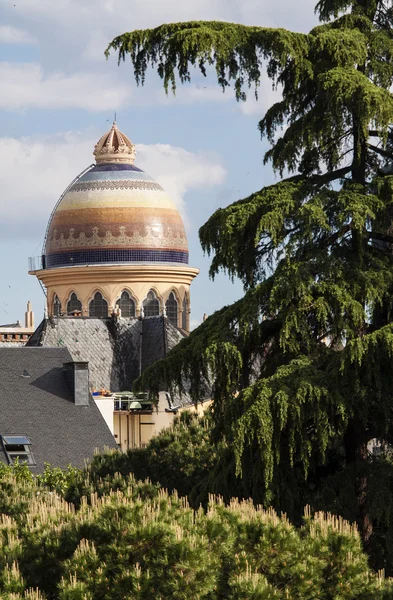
[137,143,226,225]
[9,0,233,32]
[0,25,37,45]
[0,131,226,239]
[82,30,111,61]
[0,63,132,111]
[8,0,317,38]
[236,0,318,31]
[0,1,317,113]
[4,0,318,69]
[0,61,235,112]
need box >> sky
[0,0,319,329]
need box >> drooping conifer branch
[368,143,393,160]
[111,0,393,570]
[106,22,310,99]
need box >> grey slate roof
[141,317,185,371]
[28,317,141,391]
[27,316,188,396]
[140,317,199,408]
[141,317,166,372]
[0,347,117,471]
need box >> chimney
[25,301,34,330]
[64,361,89,406]
[111,304,121,323]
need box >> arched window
[89,292,108,318]
[143,290,160,317]
[166,292,178,327]
[67,292,82,316]
[53,294,62,317]
[182,296,188,330]
[116,291,135,318]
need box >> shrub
[1,466,392,599]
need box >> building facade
[27,122,205,450]
[0,301,35,346]
[29,121,199,331]
[0,347,117,471]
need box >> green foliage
[1,463,393,599]
[0,459,34,483]
[35,464,82,497]
[106,0,393,576]
[87,411,219,504]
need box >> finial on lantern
[93,121,136,164]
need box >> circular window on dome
[143,291,160,317]
[89,292,109,318]
[116,291,136,318]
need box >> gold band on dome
[50,206,184,227]
[55,190,178,212]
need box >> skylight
[1,434,36,466]
[2,435,30,445]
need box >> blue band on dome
[45,249,189,268]
[78,170,153,183]
[92,163,143,172]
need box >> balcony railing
[28,256,45,271]
[114,399,153,412]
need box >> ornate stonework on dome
[93,121,136,164]
[70,179,163,193]
[44,125,189,269]
[46,226,188,251]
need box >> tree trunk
[344,420,373,547]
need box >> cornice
[30,264,200,286]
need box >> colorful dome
[44,122,188,269]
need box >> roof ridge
[163,315,168,357]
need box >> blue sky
[0,0,318,328]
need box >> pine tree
[106,0,393,570]
[2,468,393,599]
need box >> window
[89,292,108,318]
[182,296,188,330]
[143,291,160,317]
[166,292,178,327]
[1,435,35,466]
[53,294,62,316]
[67,293,82,315]
[116,291,136,318]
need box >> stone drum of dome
[44,123,188,269]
